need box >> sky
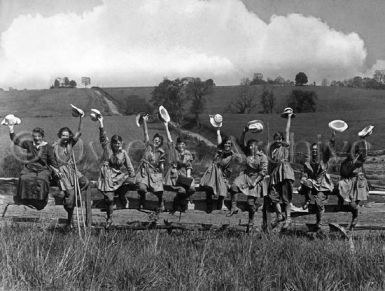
[0,0,385,89]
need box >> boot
[315,209,324,230]
[247,207,255,233]
[229,194,240,215]
[349,208,358,230]
[271,213,284,229]
[157,198,165,213]
[206,193,214,213]
[282,204,292,230]
[139,193,146,210]
[65,208,74,230]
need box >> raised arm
[164,122,173,143]
[143,115,150,143]
[73,115,83,142]
[124,151,135,177]
[238,126,248,150]
[216,128,222,146]
[285,114,292,144]
[8,124,26,148]
[98,116,108,149]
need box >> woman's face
[311,144,318,159]
[112,140,123,152]
[60,130,70,144]
[224,139,232,151]
[153,137,161,148]
[176,141,186,152]
[32,132,43,145]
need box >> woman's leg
[314,191,328,229]
[281,181,292,229]
[270,184,284,228]
[205,188,214,213]
[103,191,115,226]
[137,183,148,210]
[229,185,241,214]
[349,201,359,230]
[216,195,225,210]
[155,191,165,212]
[247,196,257,227]
[63,189,75,227]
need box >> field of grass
[0,88,113,117]
[0,223,385,290]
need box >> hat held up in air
[90,109,102,121]
[70,104,85,118]
[358,125,374,138]
[247,120,264,133]
[1,114,21,126]
[209,114,223,128]
[328,120,348,133]
[281,107,296,119]
[158,106,171,123]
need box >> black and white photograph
[1,0,385,289]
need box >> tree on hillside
[63,77,70,87]
[287,90,317,113]
[321,78,329,87]
[373,70,385,84]
[250,73,266,85]
[182,77,215,128]
[225,82,257,114]
[260,88,275,113]
[69,80,77,88]
[151,78,185,124]
[295,72,308,86]
[54,79,60,88]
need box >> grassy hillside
[0,88,112,117]
[103,85,385,114]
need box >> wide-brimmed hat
[328,120,348,133]
[158,106,170,123]
[135,112,147,127]
[1,114,21,126]
[90,109,102,121]
[209,114,223,128]
[247,120,264,133]
[358,125,374,137]
[281,107,296,119]
[70,104,85,117]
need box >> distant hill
[0,88,112,117]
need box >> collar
[33,141,47,149]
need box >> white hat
[135,112,147,127]
[90,109,102,121]
[358,125,374,137]
[1,114,21,126]
[158,106,170,123]
[281,107,296,119]
[209,114,223,128]
[247,120,264,133]
[70,104,85,117]
[328,120,348,133]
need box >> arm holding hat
[164,121,173,143]
[142,115,150,143]
[8,124,28,149]
[217,128,222,145]
[285,113,292,144]
[73,114,83,142]
[237,126,248,153]
[98,116,109,149]
[123,150,135,178]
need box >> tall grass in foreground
[0,223,385,290]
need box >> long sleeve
[124,151,135,177]
[46,145,59,169]
[10,132,28,149]
[258,154,268,177]
[99,127,109,149]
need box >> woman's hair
[32,127,45,138]
[273,132,284,141]
[245,139,262,155]
[111,134,123,145]
[176,137,186,144]
[57,127,74,139]
[153,133,164,147]
[219,135,232,150]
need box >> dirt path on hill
[170,122,216,148]
[92,88,121,115]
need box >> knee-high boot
[229,193,240,215]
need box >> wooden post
[84,186,92,227]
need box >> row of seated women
[8,110,370,231]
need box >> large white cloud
[0,0,367,88]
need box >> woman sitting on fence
[8,121,61,210]
[135,114,166,212]
[268,109,295,230]
[53,112,89,229]
[95,113,135,228]
[229,122,268,230]
[337,126,372,230]
[200,115,239,213]
[299,130,336,230]
[163,120,195,213]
